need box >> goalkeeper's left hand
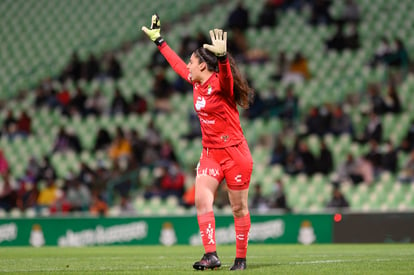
[141,14,164,45]
[203,28,227,57]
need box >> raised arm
[141,14,191,83]
[204,29,233,97]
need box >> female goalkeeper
[142,14,254,271]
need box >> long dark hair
[194,47,254,109]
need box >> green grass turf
[0,244,413,274]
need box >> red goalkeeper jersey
[158,42,245,148]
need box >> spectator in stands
[226,1,249,32]
[297,140,317,175]
[282,52,311,84]
[336,153,373,185]
[61,51,82,82]
[381,140,398,173]
[402,120,414,151]
[309,0,333,26]
[36,178,61,211]
[69,86,87,116]
[305,106,325,136]
[129,93,148,115]
[106,53,123,80]
[325,23,347,52]
[398,149,414,184]
[89,191,108,216]
[0,149,9,176]
[250,184,268,212]
[142,140,162,167]
[77,162,97,188]
[0,171,17,211]
[269,136,288,166]
[370,37,392,67]
[94,128,112,153]
[2,110,18,139]
[128,129,147,167]
[149,48,170,71]
[108,127,132,164]
[56,85,71,113]
[339,0,360,24]
[270,51,289,81]
[110,88,129,115]
[367,83,387,115]
[345,23,360,50]
[66,179,91,212]
[317,140,334,174]
[82,53,100,81]
[160,161,185,199]
[279,85,299,124]
[159,139,178,164]
[52,126,82,153]
[256,0,278,28]
[38,156,56,182]
[183,110,203,139]
[269,179,290,211]
[384,77,402,114]
[16,111,31,137]
[144,165,166,199]
[326,186,349,209]
[16,174,38,211]
[365,139,383,177]
[152,69,173,113]
[330,104,353,136]
[388,38,410,69]
[284,151,303,175]
[244,89,266,119]
[85,89,108,116]
[355,111,382,144]
[119,195,136,215]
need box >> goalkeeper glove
[141,14,164,46]
[203,29,227,58]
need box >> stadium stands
[1,0,414,216]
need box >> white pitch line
[288,258,397,265]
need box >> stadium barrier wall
[0,214,332,247]
[333,212,414,243]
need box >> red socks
[197,211,216,253]
[234,213,250,258]
[197,211,251,258]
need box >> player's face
[187,53,203,82]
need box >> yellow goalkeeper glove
[141,14,164,45]
[203,29,227,58]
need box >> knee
[195,196,213,214]
[231,201,249,217]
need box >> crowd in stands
[1,0,414,215]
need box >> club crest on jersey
[195,96,206,111]
[207,85,212,95]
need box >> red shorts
[196,140,253,190]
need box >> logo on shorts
[235,174,242,183]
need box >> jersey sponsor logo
[195,96,206,111]
[200,117,215,125]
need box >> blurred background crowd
[1,0,414,217]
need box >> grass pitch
[0,244,413,274]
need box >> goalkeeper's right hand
[141,14,164,46]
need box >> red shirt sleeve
[158,42,192,83]
[218,58,234,98]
